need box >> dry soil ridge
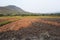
[0,17,60,32]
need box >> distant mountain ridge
[0,5,25,15]
[0,5,60,16]
[5,5,24,12]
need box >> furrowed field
[0,16,60,40]
[0,16,24,26]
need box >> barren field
[0,16,60,40]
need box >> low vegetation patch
[0,16,24,26]
[0,21,12,26]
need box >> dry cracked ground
[0,17,60,40]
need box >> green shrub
[0,21,12,26]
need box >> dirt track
[0,17,60,32]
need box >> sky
[0,0,60,13]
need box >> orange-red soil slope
[0,18,60,32]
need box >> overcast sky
[0,0,60,13]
